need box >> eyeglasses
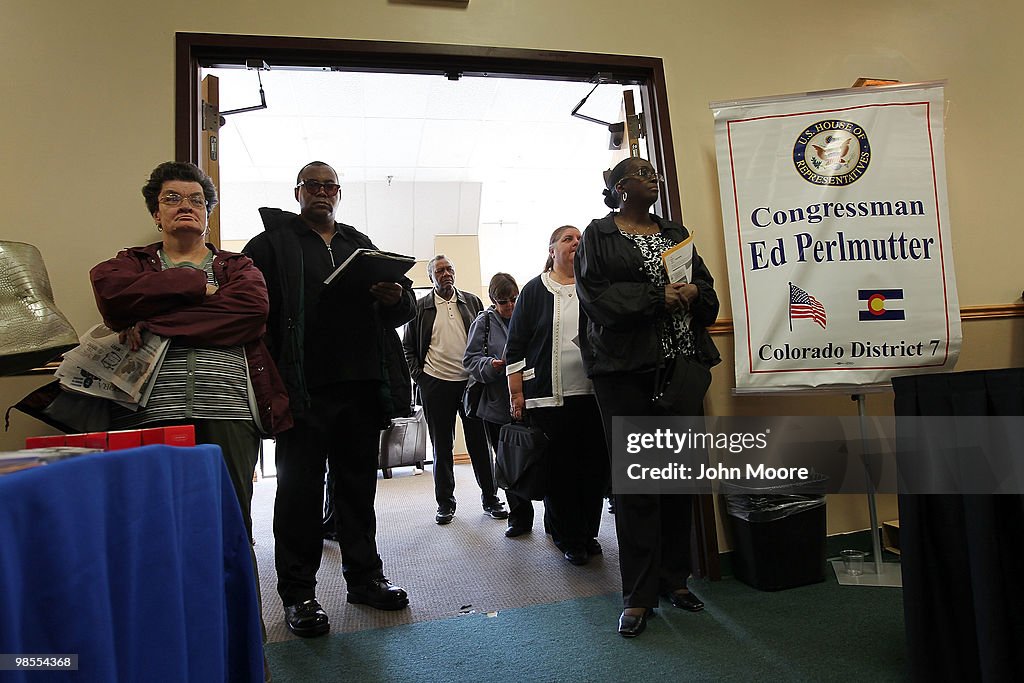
[158,193,207,209]
[296,179,341,196]
[623,167,664,182]
[493,295,518,305]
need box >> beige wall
[4,1,1023,538]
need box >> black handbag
[6,379,111,433]
[461,313,491,419]
[461,381,484,419]
[652,355,712,416]
[495,420,549,501]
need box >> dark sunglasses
[493,295,518,305]
[296,179,341,196]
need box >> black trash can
[722,477,827,591]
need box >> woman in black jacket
[505,226,609,564]
[575,157,721,637]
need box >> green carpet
[266,576,905,682]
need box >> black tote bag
[495,421,549,501]
[652,355,712,416]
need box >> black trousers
[273,381,385,606]
[417,373,498,511]
[592,372,695,609]
[483,419,533,528]
[529,395,609,551]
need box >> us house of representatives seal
[793,119,871,186]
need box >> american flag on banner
[789,283,826,329]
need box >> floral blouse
[620,230,697,360]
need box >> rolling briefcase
[378,404,427,478]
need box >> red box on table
[65,432,108,449]
[106,430,143,450]
[141,425,196,447]
[25,435,67,449]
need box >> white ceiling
[204,68,641,186]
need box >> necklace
[615,215,658,235]
[546,271,575,297]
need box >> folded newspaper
[56,324,169,408]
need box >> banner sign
[711,82,960,391]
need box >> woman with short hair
[90,160,291,543]
[463,272,521,533]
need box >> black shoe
[435,507,455,525]
[483,501,509,520]
[284,599,330,638]
[505,525,530,538]
[618,608,652,638]
[564,548,589,566]
[347,577,410,610]
[585,538,603,555]
[664,590,704,612]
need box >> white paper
[662,236,694,284]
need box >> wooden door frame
[173,32,719,579]
[174,32,682,222]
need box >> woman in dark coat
[504,226,610,564]
[575,157,720,637]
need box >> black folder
[323,248,416,291]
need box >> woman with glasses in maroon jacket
[90,161,291,548]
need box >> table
[893,369,1024,681]
[0,445,263,682]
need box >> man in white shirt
[402,255,508,525]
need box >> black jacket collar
[422,288,470,311]
[594,212,686,238]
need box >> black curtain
[892,369,1024,682]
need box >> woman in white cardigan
[503,226,610,565]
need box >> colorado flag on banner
[859,289,905,320]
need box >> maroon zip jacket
[89,242,292,435]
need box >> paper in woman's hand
[661,235,694,284]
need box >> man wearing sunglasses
[244,161,415,638]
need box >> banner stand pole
[832,393,902,586]
[857,393,884,575]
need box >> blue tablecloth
[0,445,263,682]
